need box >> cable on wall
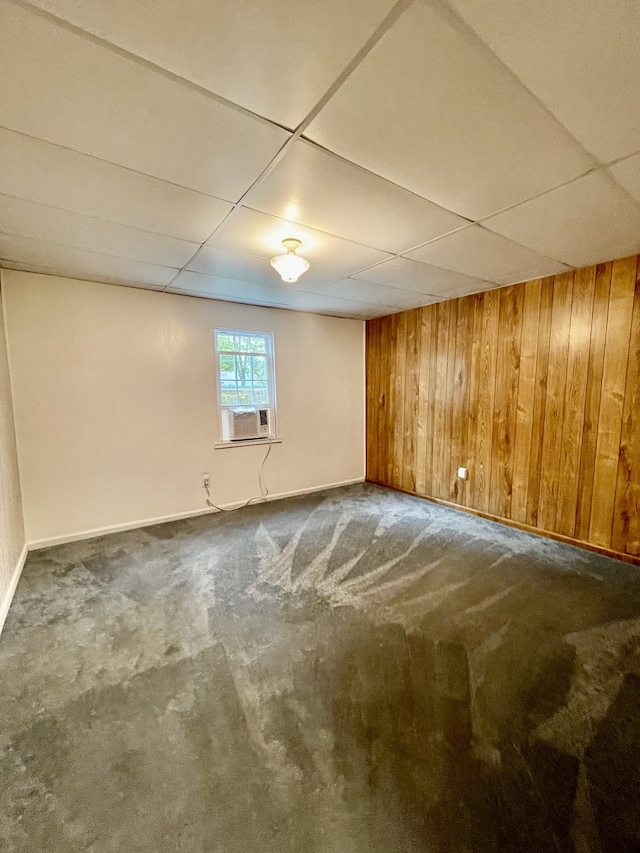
[204,437,273,513]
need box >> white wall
[0,277,26,628]
[2,271,365,544]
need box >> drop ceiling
[1,0,639,320]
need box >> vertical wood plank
[537,272,574,531]
[612,261,640,554]
[465,294,484,509]
[402,310,421,493]
[384,315,394,486]
[511,279,542,523]
[379,313,391,486]
[449,301,464,501]
[371,318,383,484]
[590,255,637,547]
[392,312,408,489]
[385,313,397,486]
[365,320,378,483]
[431,302,451,500]
[473,289,499,513]
[424,307,439,497]
[365,321,373,480]
[575,263,611,540]
[451,297,474,504]
[526,277,554,527]
[415,308,429,495]
[555,266,595,537]
[442,299,459,500]
[490,285,523,519]
[375,318,384,484]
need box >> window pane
[220,381,237,391]
[221,391,238,406]
[219,354,236,379]
[216,333,234,352]
[237,390,252,405]
[249,336,266,353]
[234,334,250,352]
[251,355,267,380]
[235,355,251,383]
[253,388,268,404]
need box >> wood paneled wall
[366,254,640,562]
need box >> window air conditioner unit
[221,408,271,442]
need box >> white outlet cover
[457,467,468,480]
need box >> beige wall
[2,271,365,544]
[0,277,25,623]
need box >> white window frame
[213,328,278,447]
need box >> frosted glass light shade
[270,238,310,283]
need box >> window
[214,329,276,441]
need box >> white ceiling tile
[448,0,640,163]
[28,0,398,129]
[187,246,338,289]
[0,3,289,201]
[282,292,383,319]
[209,207,391,276]
[0,233,178,288]
[0,195,199,268]
[316,279,420,307]
[0,127,233,243]
[386,292,444,310]
[352,257,491,298]
[306,2,593,220]
[169,271,296,305]
[406,225,570,285]
[483,171,640,269]
[609,153,640,206]
[0,259,166,292]
[441,282,503,300]
[370,305,411,316]
[248,140,468,253]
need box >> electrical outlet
[202,473,211,489]
[457,467,468,480]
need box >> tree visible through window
[215,329,274,408]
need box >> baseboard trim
[367,480,640,567]
[0,543,28,636]
[28,478,366,550]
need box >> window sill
[214,437,282,450]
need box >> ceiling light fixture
[270,238,310,283]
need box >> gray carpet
[1,483,639,852]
